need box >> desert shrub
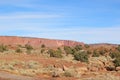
[74,45,83,51]
[25,44,33,51]
[52,71,60,77]
[87,50,92,55]
[64,71,73,77]
[64,46,74,55]
[57,47,62,53]
[25,44,33,54]
[15,48,22,53]
[26,61,39,69]
[84,44,90,48]
[92,50,100,57]
[41,44,45,48]
[47,49,53,54]
[113,58,120,67]
[57,47,61,51]
[0,44,8,52]
[109,52,120,59]
[109,52,120,67]
[88,74,120,80]
[17,44,23,48]
[41,48,45,53]
[74,51,88,62]
[99,50,105,55]
[26,50,32,54]
[53,50,62,58]
[48,49,62,58]
[117,45,120,52]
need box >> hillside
[0,36,120,80]
[0,36,84,48]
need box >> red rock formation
[0,36,84,48]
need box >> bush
[26,50,32,54]
[99,50,106,55]
[64,46,74,55]
[25,44,33,54]
[109,52,120,59]
[0,44,8,52]
[48,49,62,58]
[41,44,45,48]
[84,44,90,48]
[109,52,120,67]
[15,48,22,53]
[64,71,73,77]
[26,61,39,69]
[41,49,45,53]
[74,51,88,62]
[74,45,83,51]
[52,71,60,77]
[113,58,120,67]
[92,50,100,57]
[87,50,92,55]
[117,45,120,52]
[17,44,23,48]
[25,44,33,51]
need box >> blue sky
[0,0,120,44]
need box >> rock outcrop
[88,56,114,72]
[0,36,84,48]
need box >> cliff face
[0,36,84,48]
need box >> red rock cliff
[0,36,84,48]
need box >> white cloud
[0,0,31,5]
[0,0,41,9]
[0,12,61,19]
[1,26,118,44]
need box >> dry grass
[0,60,44,76]
[80,73,120,80]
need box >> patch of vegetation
[17,44,23,48]
[113,58,120,67]
[74,45,83,51]
[15,48,22,53]
[25,44,33,51]
[110,52,120,67]
[99,50,106,55]
[25,44,33,54]
[64,46,74,55]
[0,44,8,52]
[117,45,120,52]
[25,61,40,69]
[84,44,90,48]
[52,71,60,77]
[92,50,100,57]
[99,48,107,55]
[41,44,46,48]
[87,50,92,55]
[74,51,88,62]
[48,49,62,58]
[41,48,45,53]
[26,50,32,54]
[63,71,73,77]
[109,52,120,59]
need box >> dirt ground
[0,54,80,80]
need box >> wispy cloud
[0,0,49,9]
[0,0,120,44]
[0,0,31,5]
[1,26,119,44]
[0,12,61,19]
[25,27,120,44]
[0,22,119,44]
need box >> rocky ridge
[0,36,84,48]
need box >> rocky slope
[0,36,84,48]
